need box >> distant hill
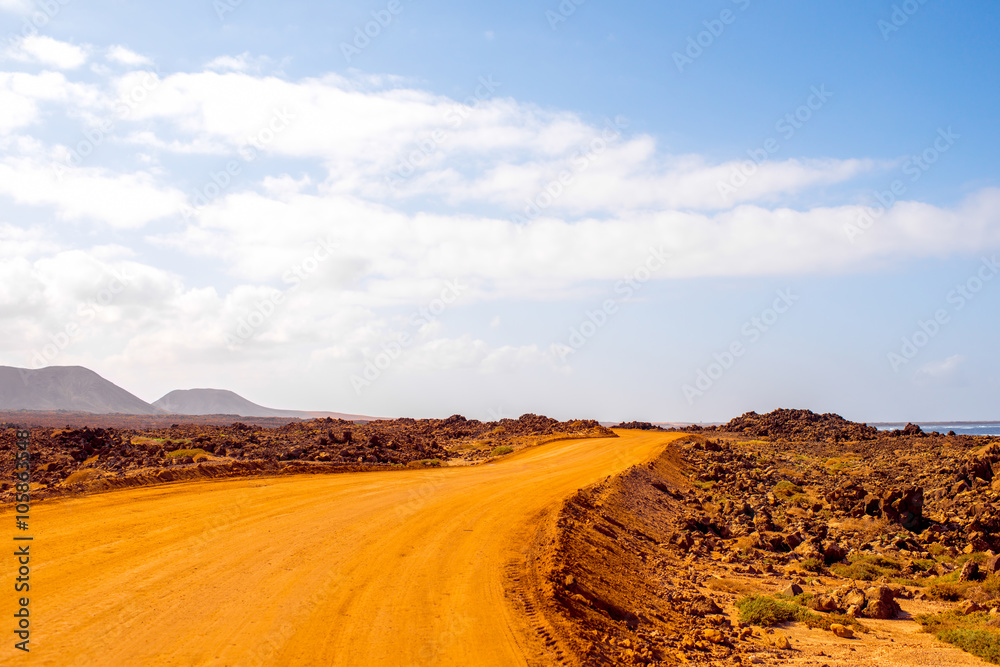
[0,366,163,415]
[153,388,374,421]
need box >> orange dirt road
[5,430,684,666]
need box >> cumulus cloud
[203,52,280,74]
[105,45,153,68]
[0,51,999,384]
[0,61,998,281]
[4,35,88,70]
[0,155,185,228]
[0,221,62,258]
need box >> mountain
[0,366,163,414]
[152,388,374,421]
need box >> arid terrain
[4,409,1000,665]
[0,413,611,499]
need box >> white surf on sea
[874,422,1000,437]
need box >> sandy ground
[761,599,993,667]
[4,430,682,666]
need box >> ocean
[874,422,1000,437]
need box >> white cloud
[0,155,185,228]
[150,186,1000,306]
[0,0,33,13]
[0,53,998,327]
[0,71,103,134]
[203,52,276,73]
[914,355,965,385]
[4,36,88,70]
[105,45,153,68]
[0,88,36,133]
[0,222,62,258]
[108,70,882,215]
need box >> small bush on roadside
[739,594,869,633]
[831,553,901,581]
[737,595,798,626]
[918,611,1000,663]
[801,557,824,572]
[165,448,210,461]
[407,458,442,468]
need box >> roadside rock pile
[0,414,613,497]
[809,584,901,619]
[542,415,1000,665]
[615,421,663,430]
[720,409,881,442]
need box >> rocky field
[7,406,1000,665]
[0,413,612,499]
[536,410,1000,665]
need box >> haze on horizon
[0,1,997,424]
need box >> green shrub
[773,480,803,496]
[925,582,964,601]
[830,553,901,581]
[737,595,799,626]
[927,542,952,558]
[918,611,1000,663]
[165,448,209,460]
[914,558,938,572]
[491,446,514,456]
[938,629,1000,663]
[740,594,868,633]
[801,557,824,572]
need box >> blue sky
[0,0,997,422]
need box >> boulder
[784,532,804,550]
[830,623,854,638]
[689,596,723,617]
[962,600,983,615]
[843,588,866,610]
[809,594,839,612]
[822,541,848,564]
[897,486,925,531]
[782,583,803,597]
[863,586,900,619]
[959,561,981,582]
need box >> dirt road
[6,430,682,666]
